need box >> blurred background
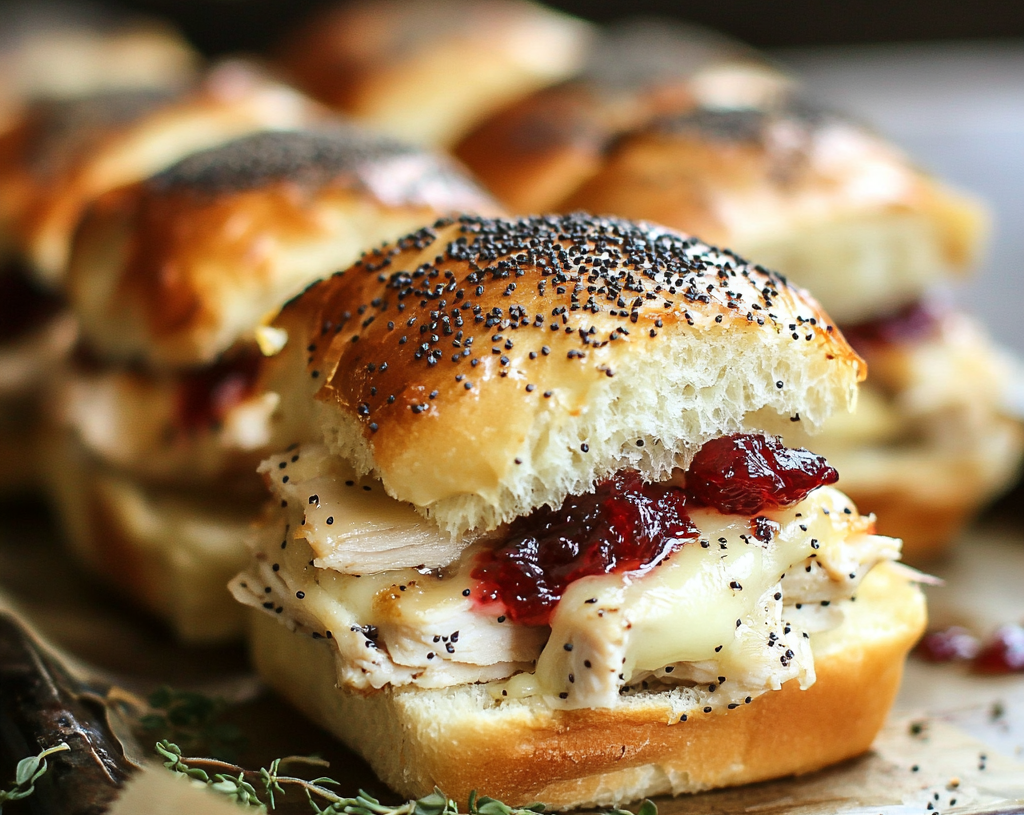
[44,0,1024,52]
[18,0,1017,358]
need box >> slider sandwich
[0,2,198,492]
[551,103,1022,559]
[457,44,1022,557]
[45,126,500,642]
[0,62,322,495]
[277,0,596,147]
[232,213,926,806]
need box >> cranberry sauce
[973,625,1024,674]
[174,348,262,433]
[913,623,1024,674]
[914,626,981,663]
[840,300,941,353]
[472,472,698,626]
[687,434,838,515]
[472,434,838,626]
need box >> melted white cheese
[232,445,899,706]
[533,490,895,709]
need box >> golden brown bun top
[454,18,791,212]
[144,126,484,201]
[270,213,864,536]
[0,61,326,283]
[560,101,989,322]
[277,0,595,146]
[68,127,500,369]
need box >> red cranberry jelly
[687,434,838,516]
[914,626,981,663]
[472,472,698,626]
[174,349,262,433]
[840,299,940,352]
[473,434,838,626]
[973,624,1024,674]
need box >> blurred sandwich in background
[452,19,1024,559]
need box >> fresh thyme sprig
[155,740,658,815]
[0,743,70,813]
[140,686,243,761]
[605,802,658,815]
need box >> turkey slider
[232,213,925,808]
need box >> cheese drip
[531,488,896,709]
[232,444,898,705]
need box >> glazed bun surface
[68,127,499,369]
[454,19,792,213]
[278,0,594,147]
[562,104,988,324]
[270,213,864,536]
[0,62,325,284]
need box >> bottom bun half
[828,419,1023,562]
[40,429,255,643]
[250,560,926,809]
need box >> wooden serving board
[1,502,1023,815]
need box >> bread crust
[269,213,864,535]
[250,560,926,808]
[455,82,620,213]
[67,128,498,368]
[558,108,987,324]
[0,61,324,284]
[278,0,594,147]
[454,20,790,213]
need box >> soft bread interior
[317,318,859,537]
[249,560,925,809]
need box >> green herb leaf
[415,790,451,815]
[141,686,244,761]
[152,740,659,815]
[0,743,70,813]
[475,798,512,815]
